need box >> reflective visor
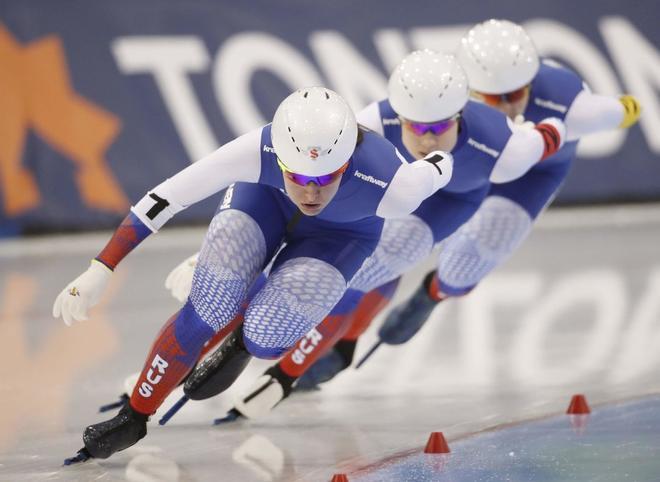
[405,115,459,136]
[277,158,349,187]
[480,85,529,107]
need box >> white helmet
[388,50,469,123]
[456,19,539,94]
[271,87,357,176]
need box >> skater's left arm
[377,151,454,218]
[490,117,566,183]
[564,91,641,141]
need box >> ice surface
[1,204,659,481]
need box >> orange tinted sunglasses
[479,85,530,107]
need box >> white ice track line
[1,202,659,258]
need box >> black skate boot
[184,325,252,400]
[83,403,148,459]
[159,328,250,426]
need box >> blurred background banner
[1,0,658,236]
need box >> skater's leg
[279,288,364,379]
[81,184,288,459]
[130,208,269,414]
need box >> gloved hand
[165,252,199,302]
[422,150,454,190]
[513,114,534,129]
[52,260,112,326]
[619,95,641,128]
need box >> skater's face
[280,161,346,215]
[400,115,460,160]
[472,85,530,119]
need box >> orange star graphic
[0,24,129,217]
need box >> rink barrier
[1,5,658,236]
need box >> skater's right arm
[53,128,263,325]
[132,127,263,233]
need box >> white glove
[422,150,454,190]
[52,260,112,326]
[513,114,534,129]
[165,252,199,302]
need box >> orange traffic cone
[331,474,349,482]
[566,394,591,414]
[424,432,451,454]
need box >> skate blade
[63,448,92,466]
[98,394,129,413]
[213,408,242,425]
[355,340,382,369]
[158,395,189,426]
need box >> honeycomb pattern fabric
[189,210,267,332]
[244,257,346,353]
[438,195,532,291]
[349,216,434,293]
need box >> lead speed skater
[53,87,454,464]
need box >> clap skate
[356,272,442,368]
[64,403,148,465]
[296,339,357,390]
[159,326,251,425]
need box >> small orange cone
[566,394,591,414]
[331,474,349,482]
[424,432,450,454]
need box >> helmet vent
[399,73,414,99]
[286,126,303,153]
[438,75,453,98]
[475,55,488,73]
[303,91,309,98]
[325,91,330,100]
[512,46,522,66]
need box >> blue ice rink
[351,396,660,481]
